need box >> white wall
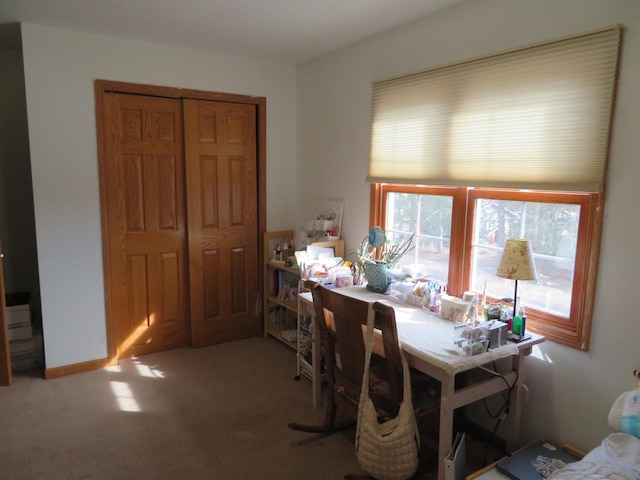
[0,38,41,325]
[20,23,298,369]
[296,0,640,451]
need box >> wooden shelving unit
[263,229,346,370]
[263,230,299,350]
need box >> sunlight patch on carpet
[134,360,165,379]
[110,381,141,412]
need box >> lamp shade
[496,238,538,281]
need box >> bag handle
[360,302,412,405]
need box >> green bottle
[513,304,526,339]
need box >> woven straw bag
[355,307,420,480]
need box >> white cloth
[546,461,633,480]
[548,433,640,480]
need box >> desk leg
[506,352,527,453]
[311,315,321,408]
[438,376,455,480]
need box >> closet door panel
[202,248,221,320]
[229,156,245,226]
[230,247,248,315]
[101,93,190,360]
[200,155,219,227]
[184,99,260,347]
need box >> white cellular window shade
[368,26,622,192]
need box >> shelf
[263,230,342,402]
[267,260,300,276]
[266,295,297,312]
[300,324,312,337]
[265,323,298,350]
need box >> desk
[299,286,545,480]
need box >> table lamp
[496,238,538,319]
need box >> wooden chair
[289,282,441,479]
[288,281,432,433]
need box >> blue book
[497,441,581,479]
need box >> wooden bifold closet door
[99,89,260,363]
[183,99,259,347]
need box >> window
[380,185,466,295]
[367,27,621,350]
[373,184,602,350]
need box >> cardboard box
[8,325,33,341]
[11,350,43,371]
[7,304,31,328]
[10,332,43,371]
[10,331,42,353]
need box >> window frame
[371,184,603,350]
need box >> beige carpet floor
[0,337,366,480]
[1,337,500,479]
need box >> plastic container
[513,305,526,338]
[454,321,489,355]
[441,295,471,322]
[335,273,354,288]
[483,303,502,321]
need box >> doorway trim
[94,79,267,366]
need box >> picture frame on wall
[317,199,344,239]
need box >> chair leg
[287,391,338,433]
